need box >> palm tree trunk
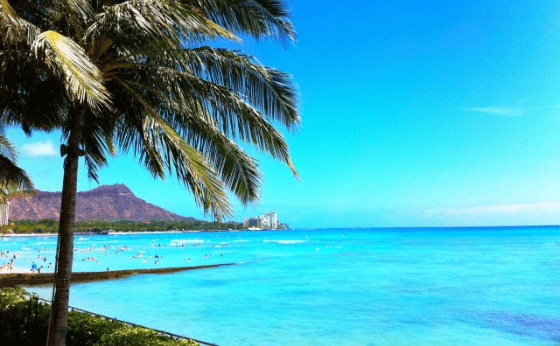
[47,108,84,346]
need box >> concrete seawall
[0,263,235,287]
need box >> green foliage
[0,288,50,346]
[2,218,244,234]
[0,290,199,346]
[0,287,27,308]
[66,311,124,346]
[97,327,198,346]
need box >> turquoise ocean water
[2,227,560,345]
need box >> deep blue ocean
[2,227,560,345]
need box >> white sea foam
[171,239,204,244]
[263,240,305,244]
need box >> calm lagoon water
[2,227,560,345]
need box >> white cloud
[466,106,523,117]
[22,140,57,157]
[425,202,560,218]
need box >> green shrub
[67,311,125,346]
[96,327,199,346]
[0,288,50,346]
[0,288,199,346]
[0,287,28,308]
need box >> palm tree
[1,0,299,345]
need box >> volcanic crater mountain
[8,184,193,221]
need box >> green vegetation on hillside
[0,219,244,234]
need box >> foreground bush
[0,288,198,346]
[98,327,198,346]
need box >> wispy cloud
[466,106,523,117]
[425,202,560,218]
[22,140,57,157]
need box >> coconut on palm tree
[1,0,299,344]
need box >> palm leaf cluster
[0,0,299,220]
[0,127,33,203]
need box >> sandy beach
[0,266,30,274]
[0,231,233,277]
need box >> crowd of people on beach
[1,237,228,274]
[0,251,17,272]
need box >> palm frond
[145,114,233,220]
[0,129,34,204]
[0,155,34,198]
[63,0,92,19]
[129,65,298,178]
[0,0,25,43]
[156,100,263,205]
[0,0,41,45]
[0,126,16,161]
[62,108,116,182]
[32,30,112,111]
[0,159,35,203]
[0,50,69,134]
[180,47,300,129]
[113,76,233,220]
[184,0,296,43]
[84,0,238,52]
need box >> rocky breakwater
[0,263,235,287]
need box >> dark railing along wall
[31,296,218,346]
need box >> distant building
[259,214,271,229]
[0,202,8,226]
[262,212,278,229]
[243,212,283,229]
[247,217,259,227]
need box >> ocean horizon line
[291,224,560,231]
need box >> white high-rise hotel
[259,212,277,229]
[244,211,282,229]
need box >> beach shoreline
[0,230,201,238]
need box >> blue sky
[7,1,560,228]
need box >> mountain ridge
[8,184,194,222]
